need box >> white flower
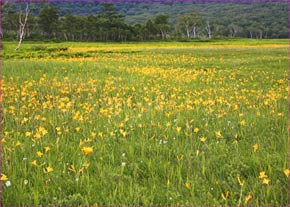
[121,162,126,167]
[24,180,28,185]
[5,181,11,187]
[122,153,126,157]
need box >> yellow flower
[79,139,84,146]
[31,160,37,166]
[284,169,290,177]
[221,191,230,200]
[185,182,190,189]
[44,146,50,152]
[176,126,181,133]
[1,174,8,181]
[34,133,42,140]
[98,131,104,139]
[277,113,283,117]
[43,166,54,173]
[215,131,222,138]
[15,141,22,147]
[240,120,246,126]
[39,126,48,136]
[200,136,207,142]
[75,127,81,132]
[245,194,253,204]
[259,171,268,179]
[262,178,270,185]
[237,176,244,186]
[25,131,32,137]
[194,128,199,133]
[253,144,258,153]
[36,151,43,157]
[82,162,90,169]
[68,165,76,173]
[120,129,127,137]
[82,146,93,156]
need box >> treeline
[2,2,288,42]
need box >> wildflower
[82,162,90,169]
[98,131,104,139]
[120,129,127,137]
[75,127,81,132]
[31,160,38,166]
[176,126,181,133]
[245,194,253,204]
[253,144,258,153]
[221,191,229,200]
[24,180,29,185]
[25,132,32,137]
[34,133,41,140]
[240,120,246,126]
[36,151,43,157]
[262,178,270,185]
[43,166,54,173]
[1,174,8,181]
[121,162,126,167]
[68,165,76,173]
[200,136,207,142]
[194,128,199,133]
[39,127,48,136]
[284,169,290,177]
[82,146,93,156]
[5,181,11,187]
[237,176,244,186]
[259,171,268,179]
[44,146,50,152]
[215,131,222,138]
[15,141,22,147]
[185,182,190,189]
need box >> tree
[145,19,157,40]
[38,4,59,38]
[154,14,170,40]
[177,11,202,39]
[15,3,30,50]
[2,3,18,40]
[205,20,212,39]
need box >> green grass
[1,40,288,206]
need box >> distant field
[1,39,289,206]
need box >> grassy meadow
[1,39,289,206]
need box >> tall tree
[38,4,59,38]
[154,14,170,40]
[177,11,202,38]
[15,3,30,50]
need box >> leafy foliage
[2,2,288,41]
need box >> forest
[2,1,288,42]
